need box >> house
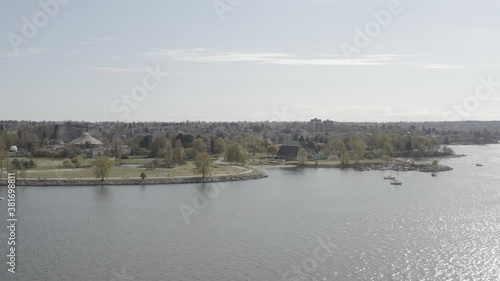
[276,144,300,161]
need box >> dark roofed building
[276,144,300,161]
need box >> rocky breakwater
[0,170,268,187]
[416,164,453,172]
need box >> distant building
[323,119,335,132]
[70,132,103,148]
[276,144,300,161]
[309,118,324,134]
[308,118,337,133]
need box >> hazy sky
[1,0,500,122]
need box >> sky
[1,0,500,122]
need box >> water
[0,145,499,281]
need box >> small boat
[431,173,437,177]
[384,175,396,180]
[389,169,402,185]
[476,164,483,167]
[0,196,4,200]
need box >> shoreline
[252,162,454,172]
[0,169,268,187]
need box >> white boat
[0,196,4,200]
[384,175,396,180]
[390,169,402,185]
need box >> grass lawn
[0,157,249,179]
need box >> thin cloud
[77,41,95,46]
[92,67,144,73]
[421,64,464,70]
[312,0,336,3]
[76,36,115,46]
[0,48,47,58]
[145,49,402,66]
[94,36,115,41]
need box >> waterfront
[0,145,499,281]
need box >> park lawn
[119,157,154,165]
[2,157,248,179]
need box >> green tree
[71,154,86,168]
[214,138,227,155]
[226,143,247,165]
[383,142,394,156]
[298,148,308,165]
[93,156,114,181]
[245,136,262,158]
[151,135,167,158]
[351,140,366,160]
[184,148,198,160]
[140,172,146,181]
[334,140,347,155]
[174,139,185,163]
[192,138,207,153]
[165,141,173,163]
[194,152,212,178]
[1,131,18,148]
[111,137,123,160]
[340,153,351,165]
[266,145,279,157]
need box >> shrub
[33,149,55,157]
[184,148,198,160]
[11,159,21,169]
[138,148,150,156]
[71,156,82,168]
[63,159,76,168]
[11,158,36,169]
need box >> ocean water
[0,145,499,281]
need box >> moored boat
[389,169,402,185]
